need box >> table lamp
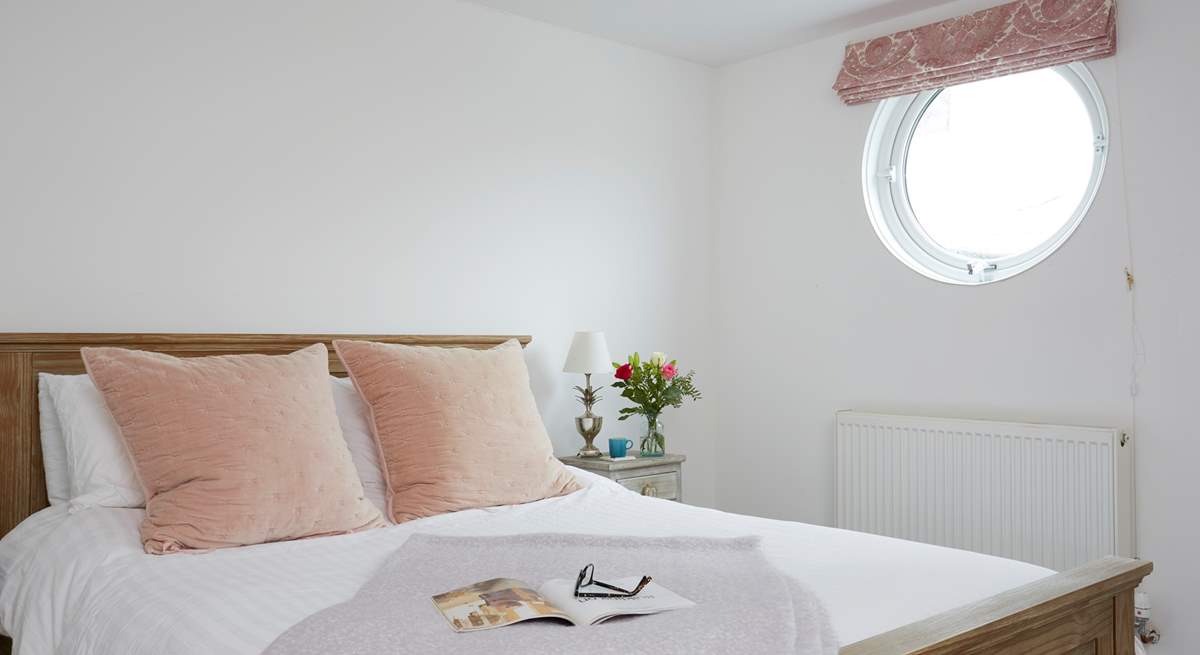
[563,331,611,458]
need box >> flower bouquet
[612,352,701,457]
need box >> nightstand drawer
[559,453,685,502]
[618,472,679,500]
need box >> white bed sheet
[0,468,1052,654]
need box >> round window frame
[861,63,1110,285]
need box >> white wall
[7,0,1197,646]
[714,0,1197,650]
[1116,1,1200,650]
[0,0,717,505]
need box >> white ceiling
[463,0,959,66]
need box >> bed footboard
[841,556,1152,655]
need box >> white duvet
[0,468,1052,655]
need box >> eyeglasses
[573,563,652,598]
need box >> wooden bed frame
[0,334,1152,655]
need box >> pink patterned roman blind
[833,0,1115,105]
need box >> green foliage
[611,353,702,421]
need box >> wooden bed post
[0,352,38,540]
[840,556,1152,654]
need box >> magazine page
[432,577,575,632]
[538,576,696,626]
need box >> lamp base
[575,414,604,458]
[577,444,603,458]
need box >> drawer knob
[641,483,658,498]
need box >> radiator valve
[1135,590,1160,644]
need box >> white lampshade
[562,331,612,374]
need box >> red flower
[661,363,678,380]
[615,363,633,380]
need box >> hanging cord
[1110,38,1144,561]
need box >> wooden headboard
[0,333,531,539]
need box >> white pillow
[330,376,389,516]
[36,374,71,505]
[44,373,389,515]
[46,374,145,509]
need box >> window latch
[878,166,896,182]
[1095,135,1109,153]
[966,261,998,276]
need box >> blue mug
[608,438,634,458]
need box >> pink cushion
[334,339,581,523]
[82,344,384,554]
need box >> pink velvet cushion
[334,339,581,523]
[82,344,384,554]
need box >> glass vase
[640,414,665,457]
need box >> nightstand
[559,453,686,502]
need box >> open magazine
[432,576,695,631]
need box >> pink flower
[661,363,677,380]
[615,363,633,380]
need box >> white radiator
[835,411,1134,571]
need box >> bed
[0,333,1152,655]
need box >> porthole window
[862,63,1108,285]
